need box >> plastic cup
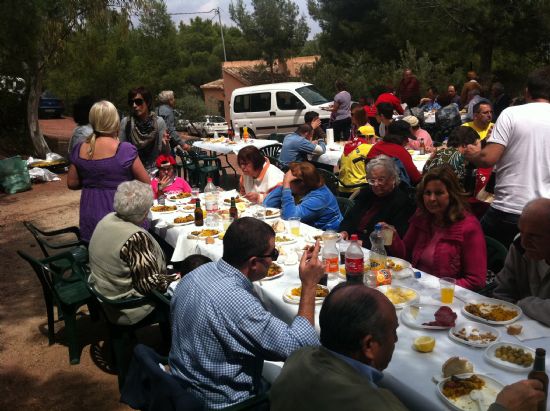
[440,277,456,304]
[191,187,200,198]
[288,217,301,236]
[382,228,394,246]
[222,216,234,231]
[254,205,266,221]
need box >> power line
[168,9,217,16]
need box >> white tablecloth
[151,214,550,411]
[192,139,279,155]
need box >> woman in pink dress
[381,166,487,290]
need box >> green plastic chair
[267,156,288,173]
[259,143,282,158]
[478,235,508,297]
[86,281,171,390]
[23,221,84,258]
[268,133,287,144]
[17,250,97,364]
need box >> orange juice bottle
[243,126,249,142]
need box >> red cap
[350,234,359,241]
[156,154,176,168]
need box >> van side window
[234,92,271,113]
[276,92,302,110]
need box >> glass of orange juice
[440,277,456,304]
[288,217,301,236]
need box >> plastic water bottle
[322,230,340,285]
[367,224,390,286]
[204,178,218,213]
[234,123,241,142]
[345,234,364,284]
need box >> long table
[150,207,550,411]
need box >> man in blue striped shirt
[169,217,325,409]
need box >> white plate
[263,263,284,281]
[377,285,419,309]
[305,231,342,244]
[437,373,504,411]
[449,322,500,348]
[150,206,178,214]
[282,284,328,305]
[400,304,457,330]
[187,230,220,239]
[384,256,412,273]
[264,208,281,219]
[170,216,195,226]
[484,342,536,373]
[462,298,522,325]
[275,234,297,245]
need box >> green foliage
[229,0,309,71]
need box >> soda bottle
[419,138,426,155]
[345,234,364,284]
[229,197,239,220]
[322,230,339,285]
[204,177,218,213]
[194,199,204,226]
[243,126,250,143]
[528,348,548,411]
[368,224,390,286]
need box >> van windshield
[296,85,330,106]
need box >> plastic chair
[86,281,171,389]
[259,143,282,158]
[17,250,96,364]
[316,168,340,196]
[120,344,204,411]
[23,221,84,257]
[267,156,288,173]
[478,236,508,297]
[268,133,287,144]
[336,197,354,219]
[176,149,225,190]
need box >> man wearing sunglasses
[120,86,169,173]
[169,217,325,409]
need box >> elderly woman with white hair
[339,155,416,248]
[156,90,187,152]
[88,180,178,325]
[68,100,150,243]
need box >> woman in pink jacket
[382,166,487,290]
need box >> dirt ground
[0,118,157,411]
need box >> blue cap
[414,271,422,279]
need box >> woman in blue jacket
[264,161,342,230]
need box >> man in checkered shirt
[169,217,325,408]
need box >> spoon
[470,389,484,411]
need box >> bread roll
[442,357,474,377]
[507,324,522,335]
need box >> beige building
[200,56,320,121]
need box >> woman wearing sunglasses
[119,86,169,173]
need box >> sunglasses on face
[129,98,145,106]
[257,248,279,261]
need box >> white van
[230,82,331,138]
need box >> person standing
[68,95,95,156]
[397,68,421,108]
[156,90,188,152]
[331,80,352,141]
[465,66,550,247]
[119,86,168,173]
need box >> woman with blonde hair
[68,100,150,243]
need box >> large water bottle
[367,223,390,287]
[322,230,339,285]
[204,178,218,213]
[345,234,364,284]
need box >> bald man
[271,284,544,411]
[493,198,550,326]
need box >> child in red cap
[151,154,191,199]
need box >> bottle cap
[414,271,422,279]
[207,177,212,182]
[374,223,382,231]
[350,234,359,241]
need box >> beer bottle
[194,199,204,226]
[419,138,426,155]
[528,348,548,411]
[229,197,239,220]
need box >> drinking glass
[440,277,456,304]
[288,217,301,236]
[191,187,200,198]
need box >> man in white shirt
[465,66,550,247]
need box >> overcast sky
[164,0,321,38]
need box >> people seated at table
[447,84,462,107]
[367,120,422,185]
[385,167,487,290]
[304,110,326,141]
[375,87,404,115]
[402,115,433,151]
[339,155,415,248]
[491,82,511,120]
[338,110,374,196]
[279,124,326,166]
[493,198,550,326]
[119,86,169,172]
[464,89,489,122]
[68,100,150,243]
[169,217,325,409]
[263,162,343,230]
[237,145,284,203]
[150,154,191,199]
[375,102,394,137]
[418,86,441,112]
[270,283,543,411]
[462,101,494,140]
[423,126,480,190]
[351,102,376,142]
[88,180,177,325]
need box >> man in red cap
[151,154,191,199]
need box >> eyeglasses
[129,98,145,106]
[367,177,388,185]
[256,248,279,261]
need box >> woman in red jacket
[381,166,487,290]
[366,120,422,185]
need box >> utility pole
[216,8,227,62]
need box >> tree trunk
[27,69,50,158]
[478,41,494,78]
